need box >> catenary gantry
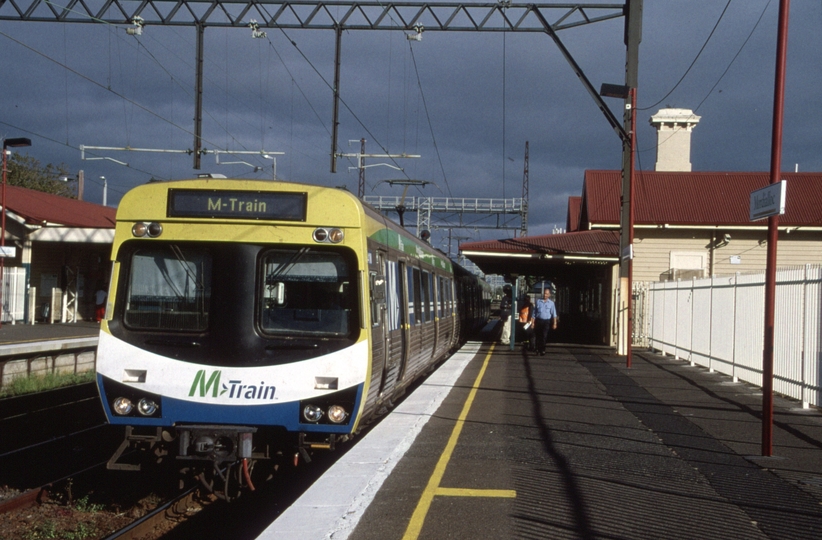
[0,2,623,31]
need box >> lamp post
[1,137,32,327]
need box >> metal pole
[1,143,6,328]
[627,87,637,368]
[193,23,205,169]
[330,26,342,172]
[510,277,519,351]
[762,0,790,457]
[620,0,642,358]
[358,138,366,198]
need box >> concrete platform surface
[261,342,822,540]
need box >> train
[95,178,490,499]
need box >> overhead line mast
[521,141,529,237]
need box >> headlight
[302,404,324,423]
[147,222,163,237]
[113,397,133,415]
[313,227,344,243]
[313,228,328,242]
[327,228,344,243]
[327,405,348,424]
[137,398,158,416]
[132,222,163,238]
[132,223,147,237]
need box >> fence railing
[1,267,26,323]
[645,265,822,408]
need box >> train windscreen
[260,248,355,337]
[124,246,212,331]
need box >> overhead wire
[270,26,402,174]
[0,23,268,169]
[407,44,451,198]
[638,0,771,156]
[638,0,734,112]
[0,118,160,195]
[693,0,772,113]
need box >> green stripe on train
[369,228,452,271]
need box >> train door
[368,248,388,399]
[379,258,407,398]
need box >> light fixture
[138,398,158,416]
[313,227,343,244]
[302,404,323,423]
[126,16,144,36]
[327,405,348,424]
[113,397,134,415]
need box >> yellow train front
[96,179,478,496]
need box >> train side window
[123,246,212,331]
[370,272,385,327]
[427,272,435,321]
[410,267,422,325]
[421,270,431,323]
[387,260,400,331]
[448,278,454,314]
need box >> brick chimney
[650,108,701,172]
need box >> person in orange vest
[517,294,536,351]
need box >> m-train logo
[189,370,276,401]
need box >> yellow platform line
[435,487,517,498]
[402,344,515,540]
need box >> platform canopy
[460,229,619,279]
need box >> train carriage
[96,178,488,498]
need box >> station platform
[0,321,99,357]
[261,341,822,540]
[0,321,99,345]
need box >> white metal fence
[646,265,822,408]
[1,267,26,324]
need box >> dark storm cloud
[0,0,819,246]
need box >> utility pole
[618,0,642,363]
[520,141,529,237]
[77,170,84,201]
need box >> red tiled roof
[461,229,619,257]
[582,170,822,227]
[566,196,582,232]
[6,185,115,228]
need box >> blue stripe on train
[98,375,364,434]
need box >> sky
[0,0,819,256]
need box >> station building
[461,109,822,347]
[0,185,115,323]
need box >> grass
[0,370,95,398]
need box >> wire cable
[408,43,452,198]
[694,0,772,113]
[639,0,733,111]
[638,0,770,155]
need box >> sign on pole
[750,180,787,221]
[0,246,16,258]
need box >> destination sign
[167,189,307,221]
